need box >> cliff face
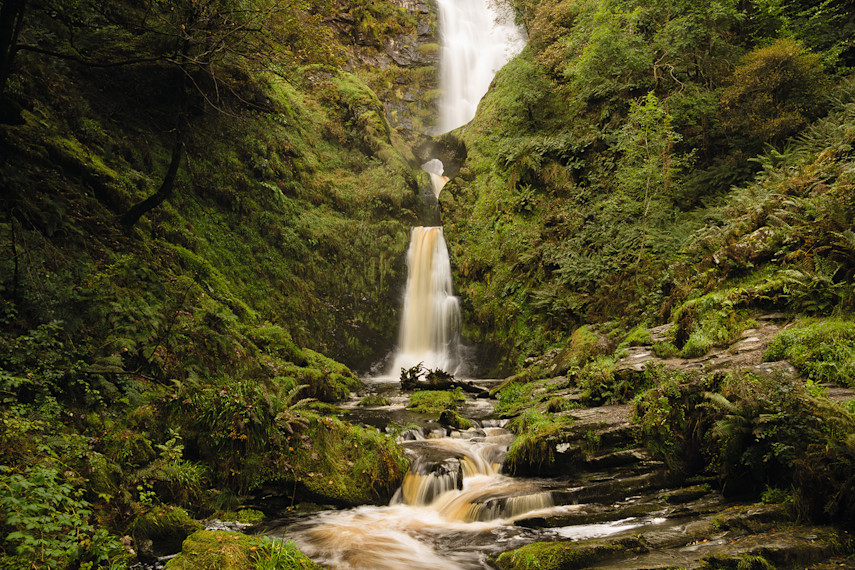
[329,0,441,133]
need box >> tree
[3,0,339,224]
[615,91,691,271]
[0,0,27,121]
[719,37,827,151]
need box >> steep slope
[442,0,852,373]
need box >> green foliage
[577,358,663,406]
[406,389,465,415]
[288,414,409,506]
[0,465,126,569]
[620,325,652,348]
[632,370,707,475]
[720,38,828,150]
[764,318,855,387]
[494,380,535,417]
[635,369,855,522]
[127,505,202,556]
[778,257,853,314]
[164,376,317,493]
[708,371,855,520]
[131,429,207,507]
[672,290,756,358]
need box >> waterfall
[392,227,461,373]
[390,0,525,377]
[436,0,527,133]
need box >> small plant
[759,486,792,505]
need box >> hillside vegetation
[444,0,855,371]
[2,0,855,567]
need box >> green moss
[672,290,757,358]
[494,539,638,570]
[358,395,391,407]
[652,340,679,358]
[165,530,320,570]
[214,508,265,525]
[289,414,408,506]
[765,318,855,387]
[127,505,203,555]
[406,389,465,414]
[438,409,473,430]
[620,325,652,347]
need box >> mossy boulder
[128,505,203,557]
[406,388,465,414]
[213,509,266,525]
[505,411,577,476]
[358,394,392,406]
[494,537,647,570]
[550,326,614,376]
[289,414,409,506]
[439,410,472,430]
[165,530,320,570]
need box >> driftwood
[400,363,488,395]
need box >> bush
[720,38,827,149]
[634,369,855,522]
[0,465,126,569]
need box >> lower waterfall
[391,225,462,375]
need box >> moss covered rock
[439,409,472,430]
[406,389,465,414]
[128,505,203,557]
[494,538,647,570]
[165,530,320,570]
[289,414,409,506]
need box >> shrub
[720,38,827,149]
[0,465,126,569]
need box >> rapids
[262,381,666,569]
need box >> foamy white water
[435,0,526,133]
[392,226,461,374]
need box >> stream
[261,379,668,569]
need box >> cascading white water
[435,0,527,133]
[422,158,448,199]
[390,0,525,376]
[288,427,558,570]
[392,226,461,373]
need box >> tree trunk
[0,0,27,100]
[120,133,184,228]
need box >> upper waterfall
[435,0,526,133]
